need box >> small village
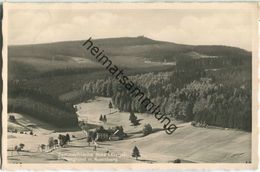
[7,100,149,161]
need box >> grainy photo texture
[2,3,258,170]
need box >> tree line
[9,82,76,113]
[82,66,251,131]
[8,82,79,127]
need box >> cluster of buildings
[79,121,127,142]
[94,126,127,141]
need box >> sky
[8,8,253,50]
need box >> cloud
[8,9,252,50]
[151,13,251,50]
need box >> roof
[113,130,119,135]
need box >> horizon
[8,8,252,51]
[8,36,251,52]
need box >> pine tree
[48,137,54,149]
[99,115,103,121]
[129,111,139,125]
[103,115,107,123]
[87,134,92,147]
[132,146,140,160]
[109,101,113,109]
[129,111,137,121]
[109,101,113,113]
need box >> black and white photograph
[3,3,258,169]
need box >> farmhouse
[95,127,110,141]
[109,129,126,141]
[94,126,127,141]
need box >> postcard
[2,2,259,170]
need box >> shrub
[191,121,196,126]
[8,115,16,122]
[19,143,25,150]
[54,139,59,147]
[48,137,54,149]
[173,159,181,163]
[142,124,153,136]
[66,133,70,142]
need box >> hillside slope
[76,97,251,163]
[7,37,252,129]
[8,36,251,80]
[8,98,251,163]
[116,125,251,163]
[9,36,250,61]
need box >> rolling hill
[7,36,251,129]
[9,36,250,60]
[8,36,251,79]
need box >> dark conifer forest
[82,59,251,131]
[8,37,252,131]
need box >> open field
[8,97,251,163]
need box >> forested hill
[9,36,250,63]
[8,36,251,129]
[82,66,252,132]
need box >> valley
[8,97,251,163]
[7,36,252,164]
